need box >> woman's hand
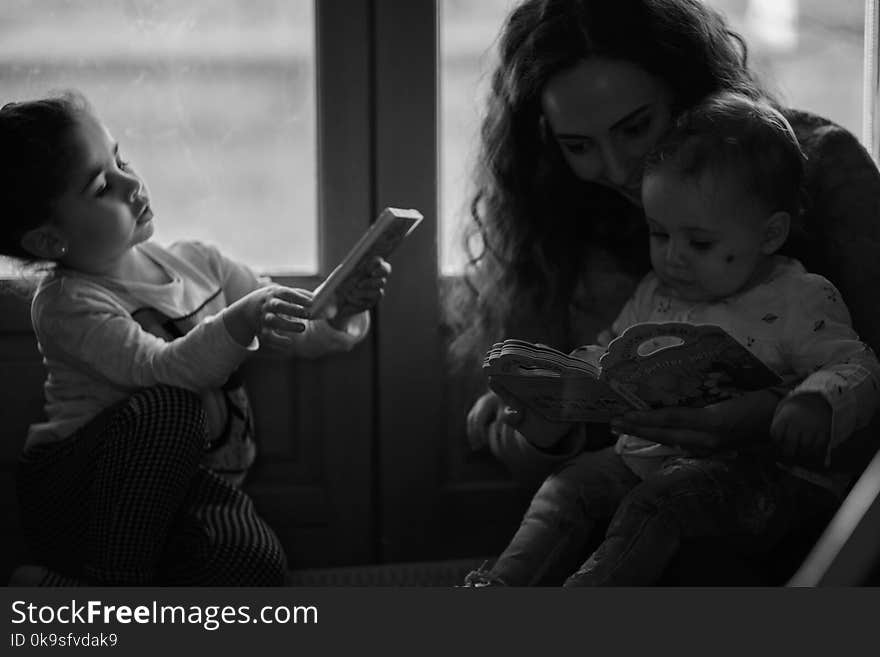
[609,388,781,455]
[476,379,575,450]
[466,390,505,451]
[466,389,542,453]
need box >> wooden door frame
[372,0,534,563]
[372,0,445,561]
[253,0,377,565]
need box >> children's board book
[484,322,782,423]
[311,207,423,318]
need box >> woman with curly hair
[449,0,880,584]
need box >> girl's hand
[769,393,831,466]
[258,286,313,351]
[609,388,781,455]
[329,257,392,330]
[224,284,308,348]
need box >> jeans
[488,445,808,586]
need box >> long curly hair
[446,0,770,369]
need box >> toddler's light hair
[644,91,806,218]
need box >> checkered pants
[17,386,287,586]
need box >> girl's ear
[761,211,790,255]
[20,226,68,260]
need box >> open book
[311,207,423,318]
[484,322,783,423]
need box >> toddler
[466,92,880,586]
[2,91,389,585]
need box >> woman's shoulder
[783,108,859,148]
[782,107,874,178]
[779,107,880,266]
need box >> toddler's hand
[769,392,831,466]
[329,257,391,330]
[258,286,313,351]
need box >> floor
[286,557,489,587]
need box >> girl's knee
[129,385,206,426]
[116,385,208,449]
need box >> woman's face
[541,57,674,206]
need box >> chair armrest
[788,446,880,586]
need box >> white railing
[864,0,880,161]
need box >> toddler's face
[642,168,774,303]
[49,113,153,274]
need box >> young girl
[2,92,390,586]
[464,93,880,586]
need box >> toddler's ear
[761,211,790,255]
[20,226,68,260]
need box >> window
[438,0,866,275]
[705,0,863,137]
[438,0,514,275]
[0,0,316,276]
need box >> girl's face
[49,113,153,275]
[541,57,674,206]
[642,167,782,303]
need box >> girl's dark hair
[645,92,806,219]
[446,0,770,368]
[0,90,92,264]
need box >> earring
[58,245,67,256]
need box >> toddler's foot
[458,560,507,587]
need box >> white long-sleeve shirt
[27,240,369,452]
[608,256,880,482]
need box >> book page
[484,340,629,422]
[599,322,782,409]
[488,373,634,422]
[483,323,783,423]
